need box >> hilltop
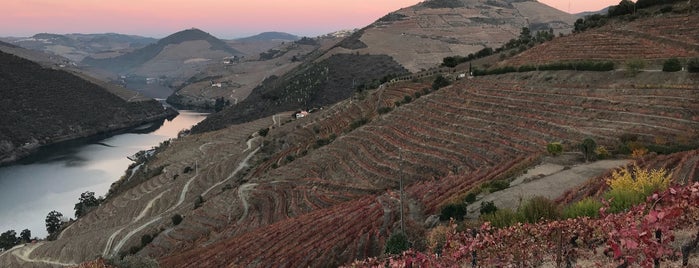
[235,31,300,42]
[0,50,176,165]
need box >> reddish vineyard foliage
[350,182,699,267]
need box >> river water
[0,110,207,238]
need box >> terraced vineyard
[154,73,698,267]
[3,70,697,267]
[502,12,699,66]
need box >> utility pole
[399,147,404,234]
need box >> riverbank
[0,105,178,166]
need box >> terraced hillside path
[11,243,77,267]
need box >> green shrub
[517,65,537,72]
[377,107,393,114]
[562,198,603,219]
[605,165,671,213]
[547,142,563,156]
[463,192,477,204]
[385,232,410,255]
[432,75,451,90]
[480,201,498,215]
[481,208,520,228]
[517,196,559,223]
[258,128,269,137]
[349,118,369,130]
[141,234,153,247]
[171,214,183,225]
[482,180,510,192]
[439,203,467,221]
[688,58,699,73]
[403,95,413,103]
[625,58,645,76]
[662,58,682,72]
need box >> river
[0,110,207,238]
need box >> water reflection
[0,110,207,238]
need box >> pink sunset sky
[3,0,620,38]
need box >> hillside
[4,67,696,266]
[187,0,576,131]
[1,33,156,62]
[500,11,699,66]
[0,51,177,165]
[82,28,240,77]
[166,35,333,110]
[321,0,576,72]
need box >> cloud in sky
[3,0,620,38]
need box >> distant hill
[575,7,610,18]
[188,0,576,132]
[235,32,300,42]
[319,0,577,72]
[82,28,241,74]
[0,50,176,164]
[3,33,156,62]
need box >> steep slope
[166,36,330,110]
[190,52,409,132]
[501,10,699,66]
[189,0,575,132]
[0,51,176,164]
[82,28,241,76]
[323,0,576,72]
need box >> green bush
[688,58,699,73]
[440,203,467,221]
[481,208,520,228]
[141,234,153,247]
[662,58,682,72]
[463,192,477,204]
[349,118,369,130]
[385,232,410,255]
[562,198,603,219]
[547,142,563,156]
[625,58,645,76]
[482,180,510,192]
[580,137,597,162]
[517,196,559,223]
[258,128,270,137]
[517,65,537,72]
[480,201,498,215]
[171,214,183,225]
[403,95,413,103]
[377,107,393,114]
[432,75,451,90]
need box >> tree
[19,229,31,243]
[0,230,18,250]
[385,232,410,255]
[688,58,699,73]
[432,75,451,90]
[172,214,183,225]
[579,137,597,162]
[608,0,636,17]
[662,58,682,72]
[46,210,63,235]
[74,191,99,218]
